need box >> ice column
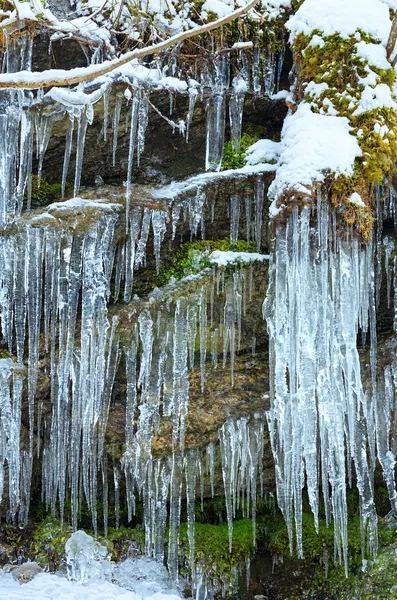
[264,202,378,572]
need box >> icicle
[171,299,189,450]
[189,188,206,237]
[167,451,183,581]
[229,75,246,153]
[137,95,149,166]
[0,359,25,521]
[264,200,378,571]
[384,237,395,308]
[263,53,276,96]
[134,208,151,269]
[185,448,198,580]
[152,210,167,272]
[205,93,226,171]
[36,113,55,187]
[112,94,123,167]
[74,107,91,196]
[254,179,264,252]
[252,47,262,96]
[114,465,120,530]
[125,93,140,225]
[186,87,198,143]
[62,117,74,198]
[17,110,34,213]
[230,193,240,244]
[206,441,215,498]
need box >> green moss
[28,175,64,208]
[29,518,73,571]
[289,30,397,236]
[157,238,257,285]
[221,131,265,170]
[179,519,255,586]
[104,526,145,561]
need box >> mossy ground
[2,487,397,598]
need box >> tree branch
[387,11,397,62]
[0,0,260,89]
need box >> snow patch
[349,192,366,207]
[353,83,397,115]
[209,250,269,266]
[287,0,392,44]
[355,41,390,70]
[269,103,362,210]
[244,138,280,165]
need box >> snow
[152,162,276,199]
[353,83,397,115]
[232,41,253,49]
[304,81,329,100]
[355,41,390,70]
[349,192,366,207]
[209,250,269,266]
[0,571,182,600]
[202,0,234,18]
[287,0,392,45]
[244,138,280,165]
[308,34,325,49]
[264,0,291,19]
[14,0,37,20]
[270,89,289,101]
[46,197,123,214]
[268,103,362,209]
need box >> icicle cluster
[264,200,386,573]
[0,34,33,225]
[122,414,264,596]
[0,359,26,523]
[0,214,119,525]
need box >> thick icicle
[264,201,378,571]
[229,75,247,153]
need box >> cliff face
[2,2,397,598]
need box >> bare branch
[387,11,397,61]
[0,0,260,89]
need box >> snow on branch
[0,0,260,90]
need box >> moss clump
[222,131,265,170]
[27,518,145,570]
[106,526,145,562]
[29,518,73,571]
[157,238,257,285]
[29,175,63,208]
[290,30,397,236]
[179,519,255,587]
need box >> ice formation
[0,530,183,600]
[263,199,397,572]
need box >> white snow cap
[269,103,362,210]
[244,139,280,165]
[349,192,366,207]
[355,41,390,70]
[264,0,291,19]
[287,0,392,44]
